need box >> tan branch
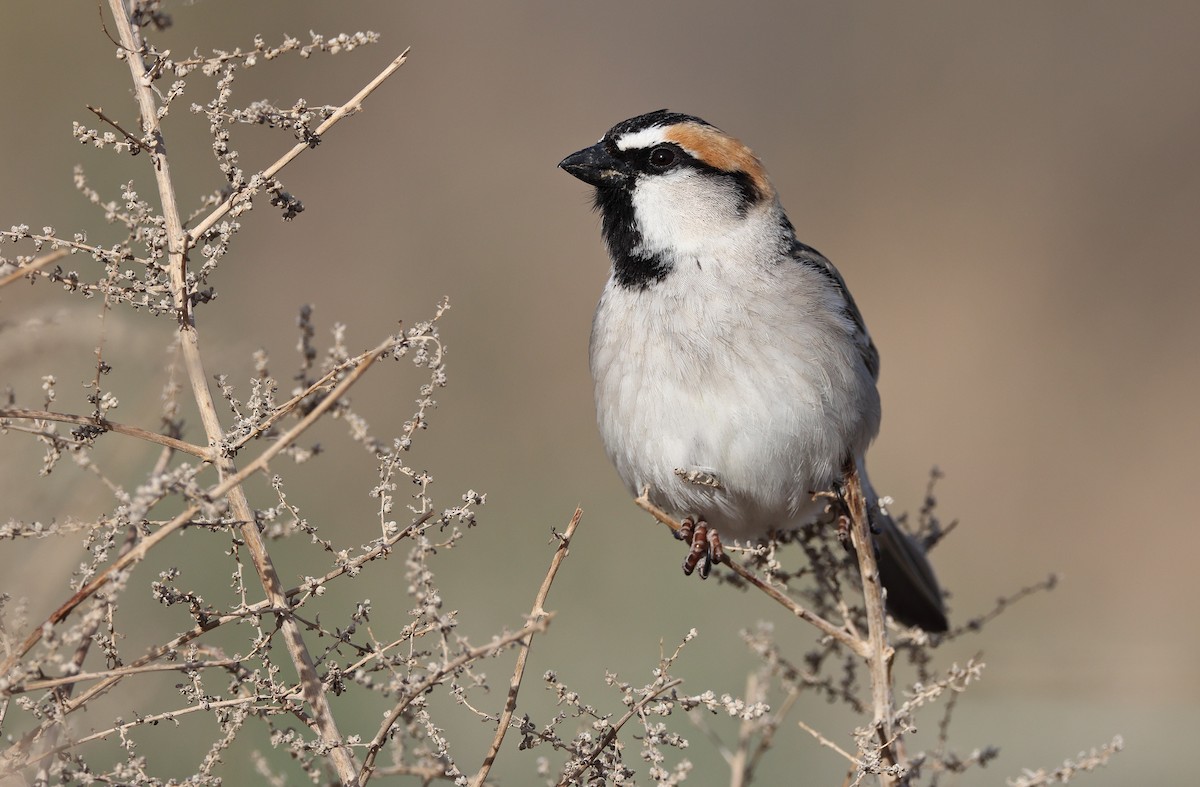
[84,103,154,152]
[225,343,385,455]
[634,492,869,658]
[101,8,407,780]
[798,719,859,765]
[1,506,435,783]
[14,656,245,694]
[0,408,209,458]
[470,507,583,787]
[187,48,410,244]
[12,692,282,772]
[737,683,802,786]
[359,618,554,785]
[842,463,905,784]
[556,677,685,787]
[0,334,392,680]
[0,249,69,289]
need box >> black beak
[558,142,629,188]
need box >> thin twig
[358,619,554,785]
[798,719,859,765]
[0,334,394,680]
[728,672,759,787]
[0,408,208,458]
[947,573,1058,637]
[370,763,449,780]
[12,656,248,695]
[0,511,435,781]
[556,677,686,787]
[471,508,583,787]
[742,685,802,782]
[85,104,153,152]
[1007,735,1123,787]
[187,48,410,245]
[0,249,69,289]
[225,343,386,454]
[0,232,141,269]
[634,492,869,658]
[17,692,282,771]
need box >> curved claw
[706,527,724,566]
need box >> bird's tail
[858,465,949,632]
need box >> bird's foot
[676,517,725,579]
[813,484,855,550]
[835,512,852,550]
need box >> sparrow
[559,110,948,632]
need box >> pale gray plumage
[560,110,948,631]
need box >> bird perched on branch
[559,110,948,632]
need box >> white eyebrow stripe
[615,126,670,151]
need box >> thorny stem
[470,508,583,787]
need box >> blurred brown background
[2,2,1198,784]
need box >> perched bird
[559,110,948,632]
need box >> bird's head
[560,110,781,288]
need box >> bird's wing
[791,239,881,380]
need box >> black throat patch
[595,186,671,290]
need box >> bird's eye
[648,147,676,169]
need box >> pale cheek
[631,174,742,254]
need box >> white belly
[589,268,879,541]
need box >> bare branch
[556,677,686,787]
[359,618,555,785]
[0,408,209,458]
[842,463,906,784]
[798,719,858,765]
[0,249,70,289]
[471,507,583,787]
[0,334,394,679]
[186,49,410,245]
[634,491,869,658]
[84,104,154,153]
[1007,736,1124,787]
